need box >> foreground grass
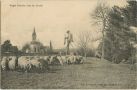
[1,57,137,89]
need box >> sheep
[27,56,33,60]
[79,56,84,64]
[66,55,84,64]
[56,56,64,65]
[57,56,69,65]
[67,55,76,64]
[30,59,42,70]
[1,57,9,70]
[75,56,84,64]
[95,51,101,58]
[8,56,18,70]
[38,59,49,71]
[18,56,32,72]
[43,56,51,64]
[34,56,41,59]
[50,55,60,65]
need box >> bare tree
[92,2,110,60]
[77,31,91,57]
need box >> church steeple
[32,27,37,41]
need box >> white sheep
[8,56,18,70]
[30,59,42,70]
[38,58,49,71]
[43,56,51,64]
[75,55,84,64]
[18,56,32,72]
[67,55,76,64]
[50,55,60,65]
[56,56,64,65]
[1,57,9,70]
[57,56,68,65]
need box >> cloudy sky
[1,0,127,49]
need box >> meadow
[1,57,136,89]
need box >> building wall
[30,44,41,53]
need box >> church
[22,28,52,54]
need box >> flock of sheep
[1,55,84,72]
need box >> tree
[92,1,137,63]
[92,2,110,60]
[11,46,18,54]
[22,43,30,53]
[48,40,53,54]
[77,31,91,57]
[103,6,131,63]
[1,40,19,55]
[102,1,137,63]
[126,1,137,27]
[126,1,137,64]
[1,40,12,52]
[50,40,53,52]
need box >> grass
[1,57,137,89]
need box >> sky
[1,0,127,49]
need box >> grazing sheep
[67,55,76,64]
[79,56,84,64]
[56,56,64,65]
[18,57,32,72]
[57,56,68,65]
[43,56,51,64]
[66,55,83,64]
[38,59,49,70]
[75,56,84,64]
[8,56,18,70]
[50,55,60,65]
[34,56,40,59]
[30,59,42,70]
[1,57,9,70]
[28,56,34,60]
[95,51,101,58]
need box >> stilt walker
[64,30,73,55]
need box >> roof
[32,28,36,36]
[30,41,43,46]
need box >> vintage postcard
[0,0,137,89]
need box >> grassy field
[1,57,137,89]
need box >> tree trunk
[101,20,105,60]
[84,52,87,58]
[101,36,105,60]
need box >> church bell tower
[32,27,37,41]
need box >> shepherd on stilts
[64,30,73,55]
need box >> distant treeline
[1,40,55,56]
[1,39,95,57]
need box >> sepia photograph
[0,0,137,89]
